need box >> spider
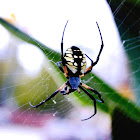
[29,21,104,121]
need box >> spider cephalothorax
[29,21,104,121]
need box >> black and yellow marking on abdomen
[64,46,86,74]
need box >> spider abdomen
[64,46,86,75]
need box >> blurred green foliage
[107,0,140,104]
[106,1,140,138]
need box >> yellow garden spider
[29,21,104,121]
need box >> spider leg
[81,83,104,103]
[29,82,67,108]
[57,61,64,73]
[80,22,104,77]
[82,54,94,76]
[61,20,69,65]
[92,22,104,66]
[79,85,97,121]
[57,61,69,78]
[77,88,81,93]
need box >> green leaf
[1,17,140,122]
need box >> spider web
[0,0,139,139]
